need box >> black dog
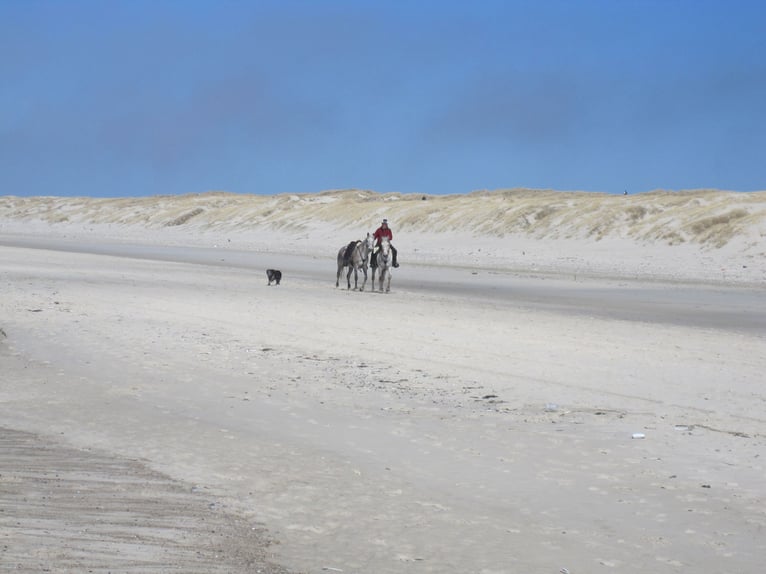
[266,269,282,286]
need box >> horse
[371,236,392,293]
[336,233,374,290]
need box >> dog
[266,269,282,286]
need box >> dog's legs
[336,261,343,288]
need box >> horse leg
[386,269,391,293]
[360,265,367,291]
[346,266,352,289]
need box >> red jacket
[373,226,393,245]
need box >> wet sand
[0,421,290,573]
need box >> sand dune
[2,188,764,285]
[2,188,765,248]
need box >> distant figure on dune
[372,219,399,268]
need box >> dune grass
[2,189,764,249]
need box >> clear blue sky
[2,0,764,197]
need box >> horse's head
[364,232,375,251]
[378,236,391,257]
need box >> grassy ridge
[2,189,765,248]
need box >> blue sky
[2,0,764,197]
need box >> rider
[372,218,399,268]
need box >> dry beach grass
[1,188,765,573]
[2,188,764,248]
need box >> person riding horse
[372,219,399,268]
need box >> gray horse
[336,233,374,290]
[371,236,393,293]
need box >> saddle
[342,241,358,265]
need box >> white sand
[1,189,765,573]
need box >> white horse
[371,237,392,293]
[336,233,374,290]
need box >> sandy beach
[1,189,765,573]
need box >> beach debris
[322,567,344,572]
[561,568,571,574]
[544,403,559,412]
[673,423,750,438]
[632,432,646,439]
